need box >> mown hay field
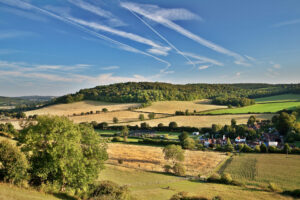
[98,164,292,200]
[107,143,227,176]
[25,100,141,116]
[137,99,227,114]
[69,111,168,124]
[222,154,300,190]
[115,114,274,128]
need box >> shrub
[148,112,155,119]
[163,145,185,162]
[240,144,253,153]
[260,143,268,153]
[268,182,282,192]
[113,117,119,124]
[268,146,280,153]
[291,147,300,154]
[169,122,178,129]
[236,144,244,151]
[282,189,300,198]
[118,159,123,164]
[221,173,232,184]
[89,181,130,200]
[173,163,185,176]
[163,164,172,173]
[254,145,260,153]
[283,143,291,154]
[139,114,145,121]
[183,138,195,150]
[207,173,221,183]
[102,108,108,112]
[112,136,123,142]
[0,140,28,184]
[169,191,209,200]
[196,143,205,150]
[212,196,223,200]
[231,180,245,187]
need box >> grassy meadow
[137,99,227,114]
[206,94,300,114]
[97,164,292,200]
[221,154,300,190]
[115,114,274,128]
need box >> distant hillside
[0,96,54,107]
[52,82,300,104]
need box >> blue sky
[0,0,300,96]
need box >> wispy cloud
[0,0,171,70]
[121,1,249,66]
[68,17,171,56]
[0,6,47,22]
[68,0,125,27]
[0,49,20,55]
[0,30,36,39]
[182,52,223,66]
[198,65,209,70]
[100,66,120,70]
[272,19,300,28]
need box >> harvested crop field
[137,99,227,114]
[115,114,274,128]
[69,111,168,124]
[107,143,227,176]
[25,100,141,116]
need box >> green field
[221,154,300,190]
[206,94,300,114]
[97,164,290,200]
[255,94,300,103]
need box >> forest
[52,82,300,104]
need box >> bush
[282,189,300,198]
[163,164,172,173]
[89,181,130,200]
[183,138,195,150]
[207,173,221,183]
[240,144,253,153]
[113,117,119,124]
[0,140,28,184]
[268,146,280,153]
[169,122,178,129]
[268,182,282,192]
[173,163,185,176]
[291,147,300,154]
[139,114,145,121]
[102,108,108,112]
[112,137,123,142]
[236,144,244,151]
[118,159,123,164]
[221,173,232,184]
[260,143,268,153]
[254,145,260,153]
[169,191,209,200]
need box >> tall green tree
[163,145,184,164]
[20,116,108,192]
[273,112,296,135]
[121,126,129,142]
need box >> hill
[0,96,54,108]
[52,82,300,104]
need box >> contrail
[0,0,171,68]
[121,1,197,69]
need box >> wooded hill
[52,82,300,104]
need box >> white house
[267,141,278,147]
[235,136,246,143]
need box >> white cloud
[198,65,209,70]
[183,52,223,66]
[0,0,171,69]
[272,19,300,28]
[68,0,125,27]
[121,2,248,66]
[0,30,35,39]
[236,72,241,77]
[68,17,171,56]
[100,66,120,70]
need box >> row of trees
[212,97,255,107]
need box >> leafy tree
[254,145,261,153]
[182,138,195,150]
[102,108,108,112]
[260,143,268,153]
[163,145,184,163]
[247,115,256,126]
[158,123,164,128]
[148,112,155,119]
[121,126,129,142]
[212,124,222,133]
[231,119,237,127]
[20,116,108,191]
[178,131,189,143]
[140,122,149,129]
[113,117,119,124]
[224,138,234,152]
[0,140,28,184]
[169,122,178,129]
[0,123,17,137]
[139,114,145,121]
[283,143,291,154]
[273,112,296,135]
[172,163,185,176]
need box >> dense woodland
[52,82,300,105]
